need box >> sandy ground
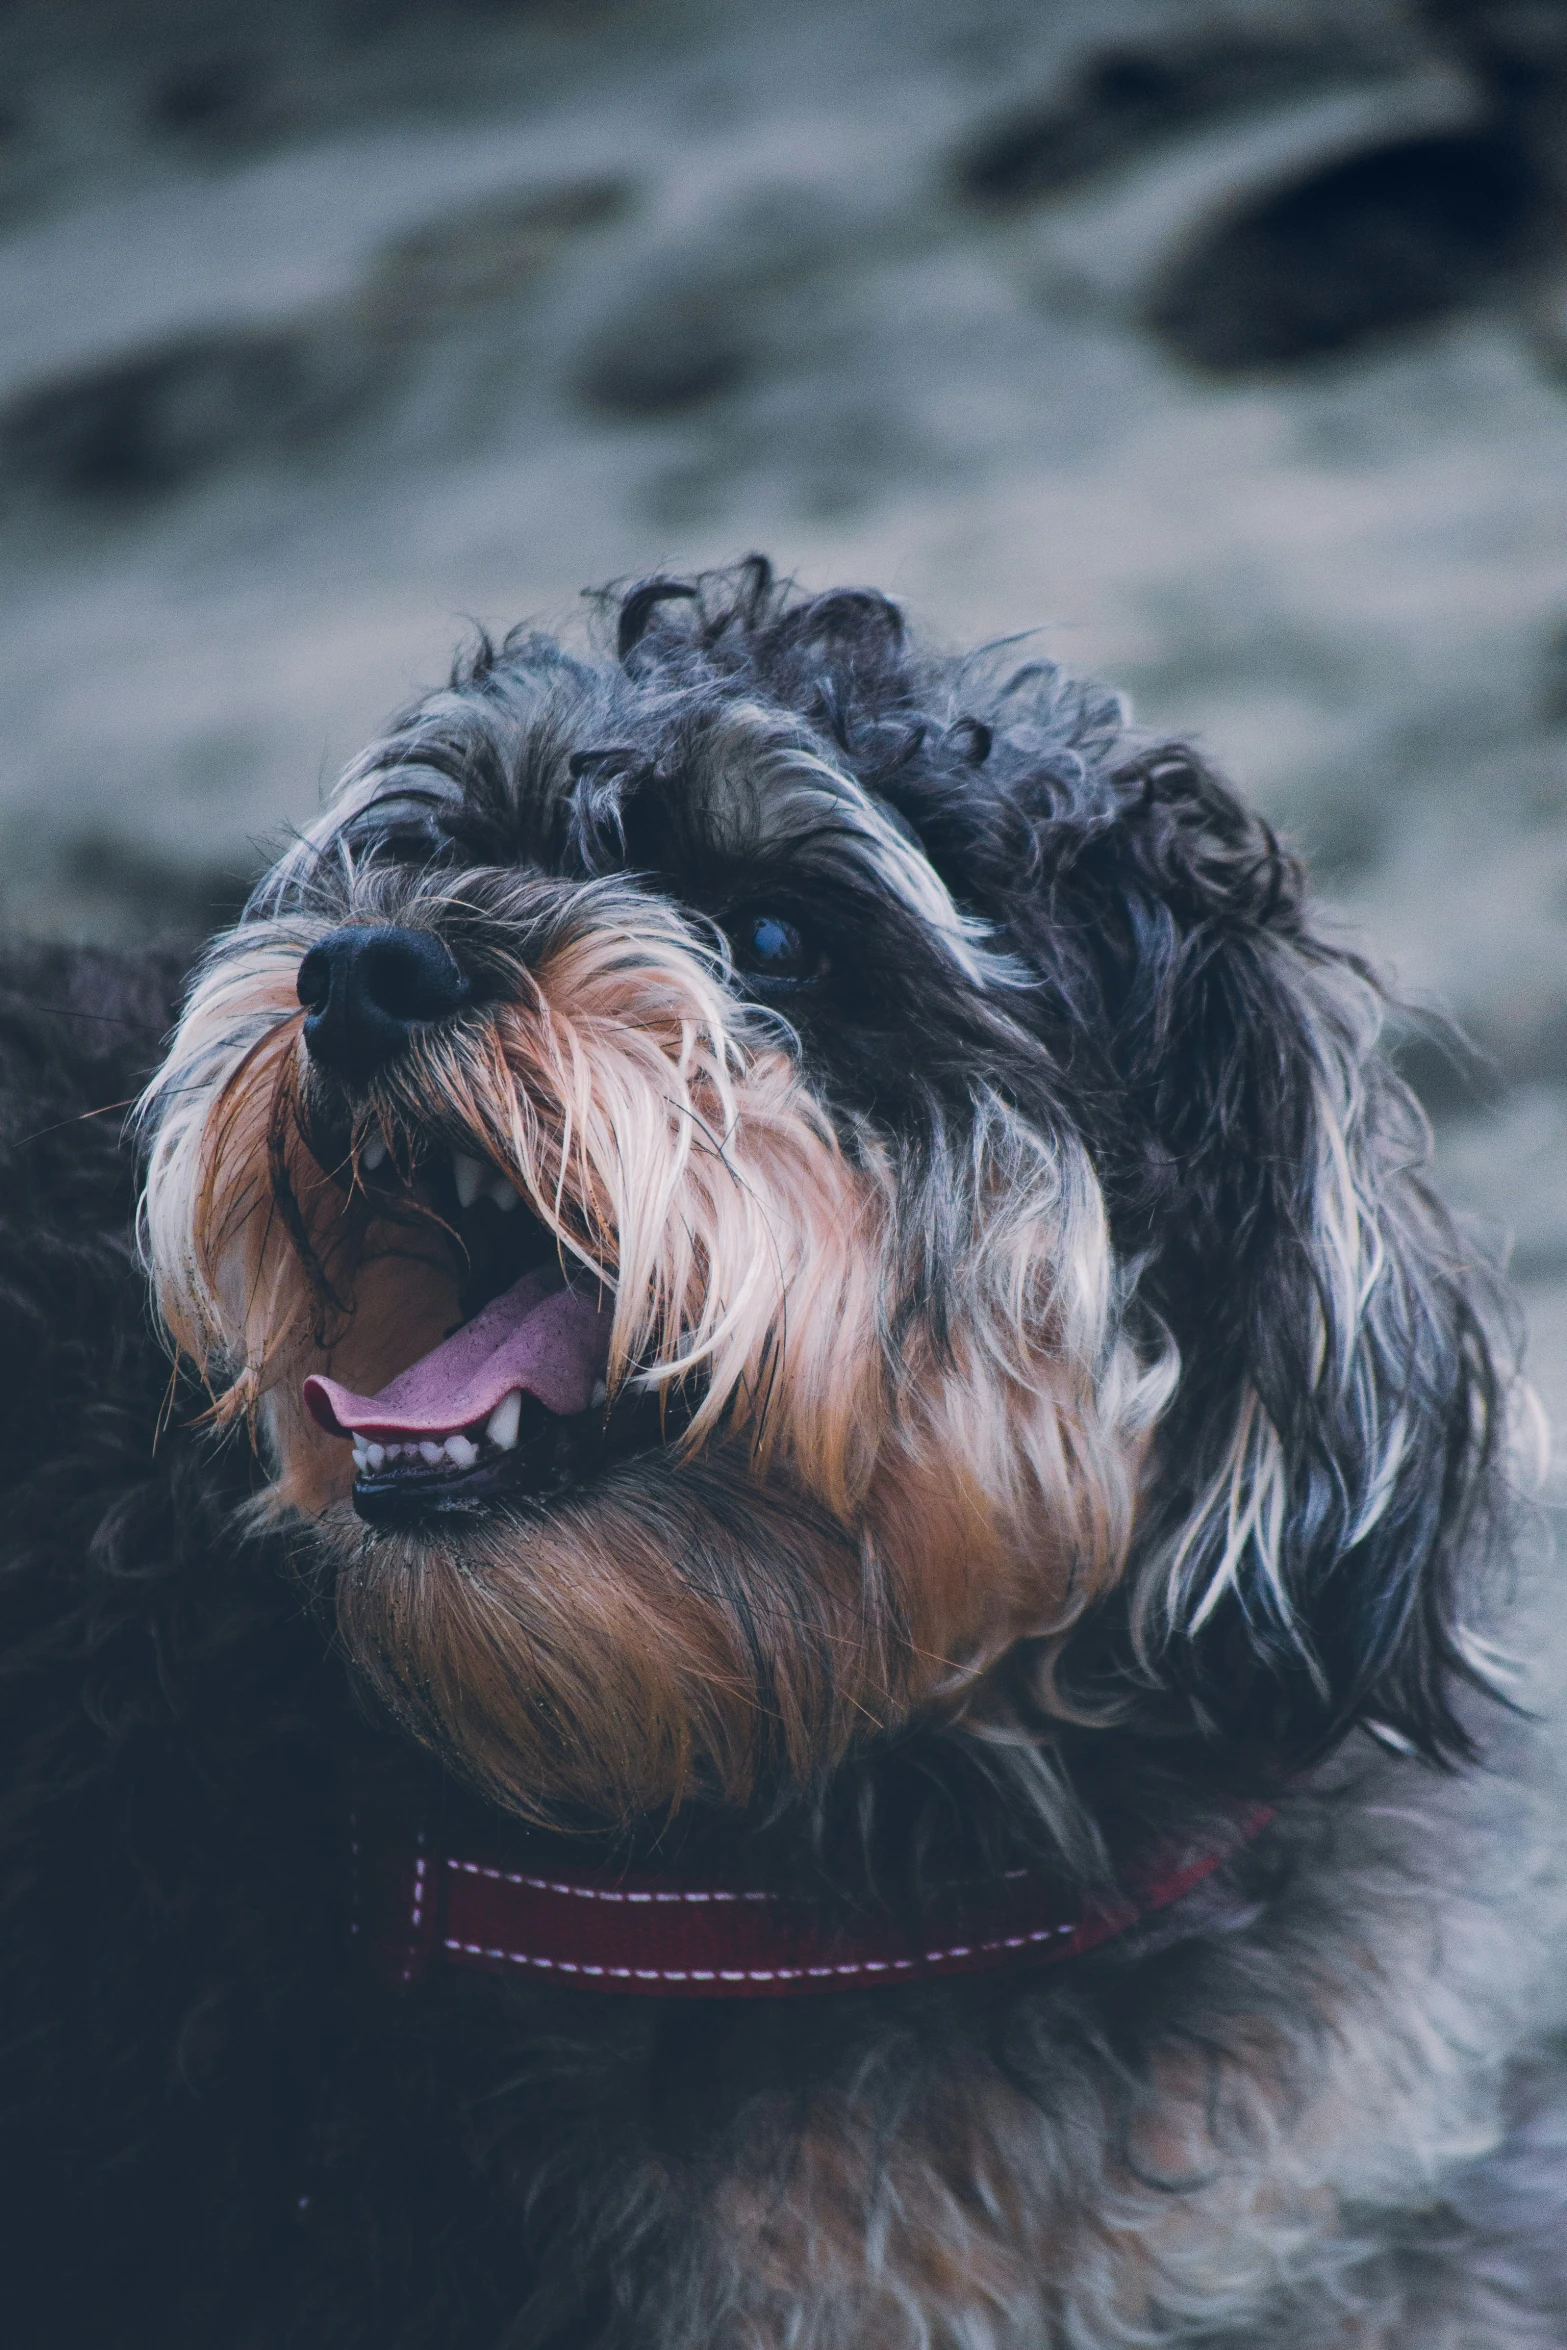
[2,0,1566,1441]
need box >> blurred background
[2,0,1566,1430]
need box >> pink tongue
[303,1265,613,1440]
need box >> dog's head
[139,561,1507,1829]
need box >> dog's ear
[1019,745,1509,1769]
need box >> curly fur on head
[140,557,1509,1837]
[9,563,1567,2350]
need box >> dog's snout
[297,924,472,1084]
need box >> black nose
[296,925,472,1084]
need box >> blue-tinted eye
[750,916,800,965]
[731,912,823,987]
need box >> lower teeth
[349,1388,539,1479]
[350,1425,509,1477]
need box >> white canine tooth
[485,1390,522,1451]
[361,1136,387,1172]
[590,1378,608,1409]
[489,1174,521,1212]
[365,1442,386,1471]
[418,1440,446,1466]
[351,1441,369,1471]
[445,1433,478,1470]
[453,1153,485,1210]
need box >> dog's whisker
[14,1093,138,1148]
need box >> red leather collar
[351,1801,1275,1998]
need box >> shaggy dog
[4,560,1567,2346]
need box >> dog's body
[5,565,1567,2346]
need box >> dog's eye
[731,913,825,988]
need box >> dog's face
[140,567,1501,1828]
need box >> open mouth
[301,1140,662,1530]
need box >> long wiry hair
[138,558,1518,1841]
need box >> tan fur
[140,869,1169,1819]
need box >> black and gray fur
[3,562,1566,2347]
